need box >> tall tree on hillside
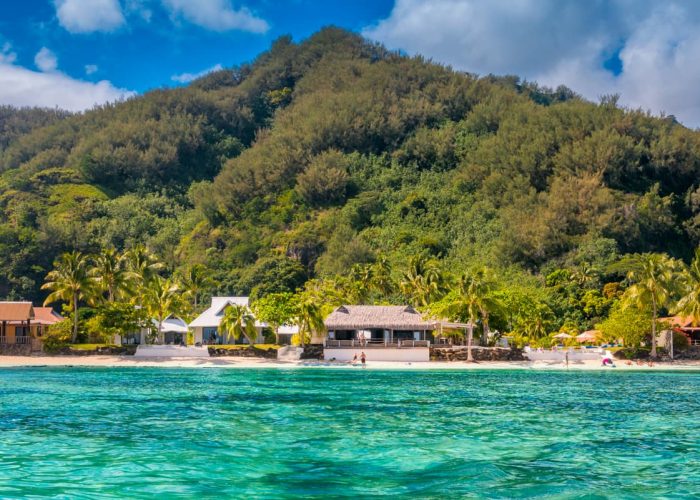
[141,276,181,343]
[622,253,678,358]
[42,251,98,343]
[675,248,700,325]
[179,264,215,312]
[370,255,394,297]
[91,248,131,302]
[220,304,258,345]
[400,255,444,307]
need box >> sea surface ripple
[0,368,699,498]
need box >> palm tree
[90,248,131,302]
[675,248,700,324]
[42,251,98,343]
[370,255,394,296]
[220,304,258,345]
[141,276,181,343]
[400,255,444,307]
[125,245,164,288]
[295,299,325,348]
[571,263,599,288]
[430,268,498,362]
[179,264,214,311]
[622,253,678,358]
[349,264,372,304]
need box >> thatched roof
[325,305,436,331]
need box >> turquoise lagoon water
[1,368,699,498]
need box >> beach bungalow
[189,297,265,345]
[660,315,700,346]
[323,305,439,362]
[0,302,63,349]
[31,307,64,338]
[118,314,189,345]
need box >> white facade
[189,297,265,345]
[116,315,188,345]
[523,347,611,361]
[324,347,430,362]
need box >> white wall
[523,348,608,361]
[324,348,429,362]
[278,346,304,361]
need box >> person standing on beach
[352,353,358,366]
[360,352,366,368]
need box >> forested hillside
[3,27,700,337]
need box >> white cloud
[34,47,58,72]
[85,64,99,75]
[0,42,17,64]
[161,0,269,33]
[0,60,134,111]
[365,0,700,127]
[55,0,125,33]
[171,63,223,83]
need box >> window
[202,327,219,344]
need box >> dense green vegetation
[4,28,700,354]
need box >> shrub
[295,150,350,206]
[613,347,651,360]
[43,320,72,353]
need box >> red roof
[0,302,34,322]
[660,315,698,328]
[32,307,63,325]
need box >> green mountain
[2,27,699,304]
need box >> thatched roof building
[325,305,436,331]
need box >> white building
[189,297,266,345]
[118,315,189,345]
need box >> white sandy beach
[1,355,699,371]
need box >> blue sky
[0,0,393,93]
[2,1,700,127]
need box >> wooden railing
[325,339,430,348]
[0,336,32,345]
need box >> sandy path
[0,356,699,371]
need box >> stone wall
[672,346,700,360]
[54,346,138,356]
[302,344,324,360]
[431,346,524,362]
[208,346,278,358]
[0,344,32,356]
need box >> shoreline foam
[1,355,699,371]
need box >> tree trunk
[466,321,474,362]
[651,298,658,358]
[274,326,280,345]
[72,294,79,344]
[481,312,490,345]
